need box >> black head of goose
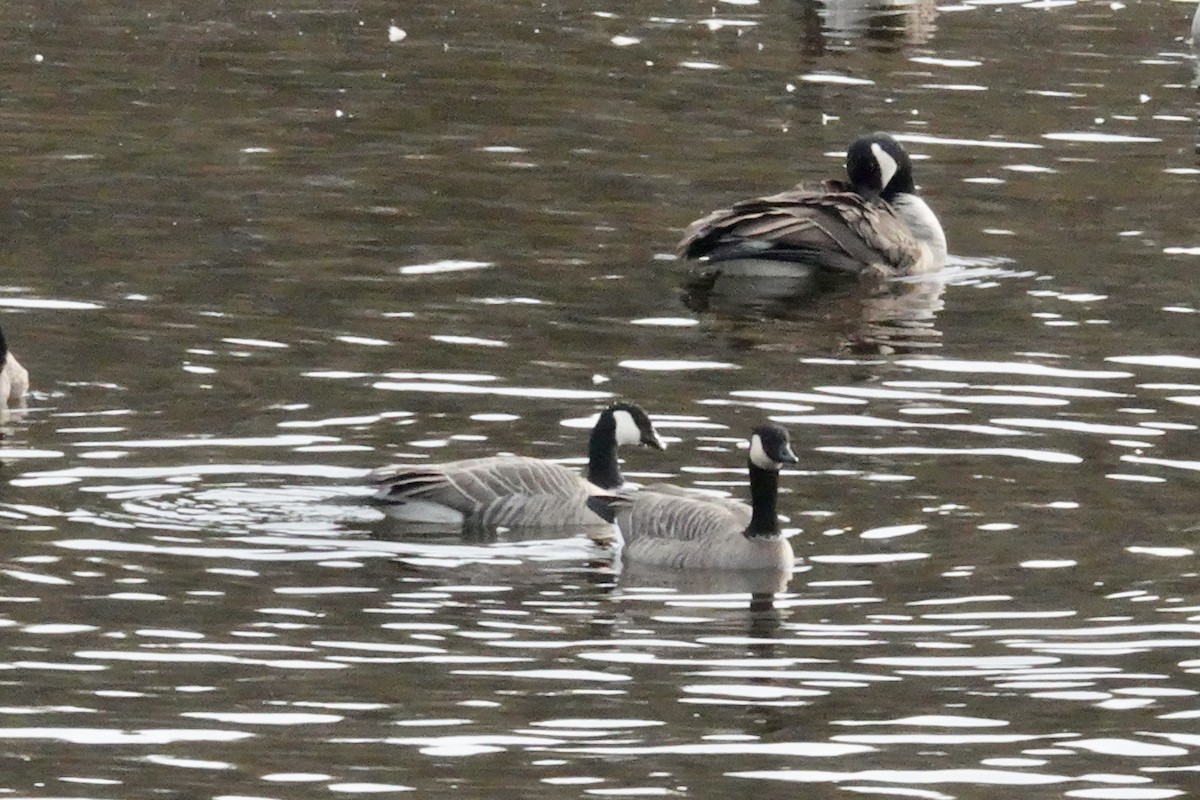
[367,402,666,529]
[584,401,665,489]
[589,424,799,572]
[678,132,947,295]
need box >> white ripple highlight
[730,767,1073,785]
[557,742,871,756]
[71,435,337,449]
[1043,132,1161,143]
[1109,355,1200,369]
[0,727,252,744]
[0,297,103,309]
[619,359,738,371]
[399,260,491,275]
[893,134,1042,149]
[373,382,611,400]
[989,419,1163,436]
[182,712,343,725]
[897,360,1131,379]
[819,446,1081,464]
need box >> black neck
[882,170,915,202]
[585,420,621,489]
[744,461,781,538]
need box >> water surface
[1,0,1199,797]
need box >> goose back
[678,180,930,278]
[368,456,609,528]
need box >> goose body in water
[368,402,665,528]
[589,425,798,571]
[678,133,946,298]
[1193,2,1200,73]
[0,327,29,412]
[1194,1,1200,54]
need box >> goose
[367,402,666,528]
[0,326,29,411]
[588,424,798,571]
[678,132,947,297]
[1193,2,1200,63]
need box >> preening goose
[368,402,666,528]
[0,326,29,412]
[589,424,798,571]
[678,133,946,296]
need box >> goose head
[601,402,667,451]
[748,424,798,470]
[846,132,917,202]
[846,132,948,264]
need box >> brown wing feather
[678,180,924,274]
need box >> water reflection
[681,266,945,354]
[618,561,792,598]
[804,0,940,47]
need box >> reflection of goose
[367,402,666,528]
[678,133,946,302]
[618,560,790,617]
[590,425,798,571]
[619,559,790,596]
[0,326,29,413]
[682,268,947,355]
[841,273,946,354]
[815,0,940,46]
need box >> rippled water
[1,0,1200,797]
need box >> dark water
[1,0,1199,797]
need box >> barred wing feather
[678,181,924,275]
[369,456,603,527]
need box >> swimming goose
[0,326,29,411]
[589,424,798,571]
[367,402,666,528]
[678,132,947,295]
[1193,2,1200,61]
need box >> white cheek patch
[748,434,776,469]
[872,142,898,190]
[613,410,642,446]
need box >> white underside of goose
[0,353,29,413]
[380,498,467,525]
[891,194,947,269]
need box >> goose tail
[585,491,632,524]
[364,466,448,501]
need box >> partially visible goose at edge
[367,402,666,529]
[588,424,798,571]
[678,132,947,299]
[1192,2,1200,82]
[1193,1,1200,55]
[0,326,29,413]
